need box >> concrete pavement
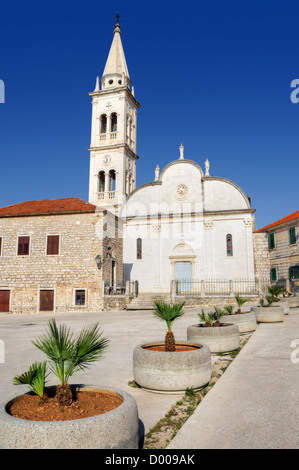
[1,304,298,449]
[168,306,299,449]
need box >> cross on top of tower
[114,12,122,24]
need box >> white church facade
[88,20,268,296]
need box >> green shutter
[269,233,275,250]
[289,226,296,245]
[271,268,277,281]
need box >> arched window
[100,114,107,134]
[98,171,105,192]
[137,238,142,260]
[226,234,233,257]
[111,113,117,132]
[109,170,116,192]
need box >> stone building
[258,210,299,291]
[0,198,123,313]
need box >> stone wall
[253,232,270,281]
[0,210,122,313]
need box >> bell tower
[88,19,140,212]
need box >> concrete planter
[272,300,289,314]
[220,311,257,334]
[251,306,284,323]
[0,385,139,449]
[288,297,299,308]
[133,341,211,394]
[187,323,240,353]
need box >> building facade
[0,198,123,313]
[258,211,299,291]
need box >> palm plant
[198,307,226,327]
[259,298,265,308]
[153,301,185,352]
[224,305,234,315]
[13,361,48,401]
[32,319,109,405]
[235,294,249,314]
[267,286,283,302]
[266,295,274,306]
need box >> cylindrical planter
[133,341,211,394]
[251,306,284,323]
[0,385,139,449]
[220,311,257,334]
[272,300,289,314]
[187,323,240,353]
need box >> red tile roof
[258,210,299,232]
[0,198,97,218]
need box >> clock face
[176,184,189,199]
[103,154,111,165]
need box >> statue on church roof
[179,144,184,160]
[205,158,210,176]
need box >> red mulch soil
[143,345,199,352]
[9,391,123,422]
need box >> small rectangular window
[289,226,296,245]
[270,267,277,281]
[0,237,2,256]
[47,235,60,255]
[289,265,299,280]
[75,290,86,306]
[268,233,275,250]
[18,236,30,255]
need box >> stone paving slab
[168,307,299,449]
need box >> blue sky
[0,0,298,229]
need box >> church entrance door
[174,261,192,292]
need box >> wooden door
[40,290,54,311]
[0,291,10,312]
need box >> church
[0,20,270,314]
[88,20,269,298]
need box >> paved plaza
[0,303,299,449]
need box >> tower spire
[101,15,131,89]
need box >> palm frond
[153,301,185,331]
[13,361,48,397]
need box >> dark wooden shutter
[289,227,296,245]
[269,233,275,250]
[0,291,10,312]
[271,267,277,281]
[0,237,2,255]
[47,235,59,255]
[18,236,30,255]
[40,290,54,311]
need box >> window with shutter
[18,236,30,255]
[289,226,296,245]
[0,237,2,256]
[268,233,275,250]
[270,267,277,281]
[47,235,60,255]
[289,265,299,280]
